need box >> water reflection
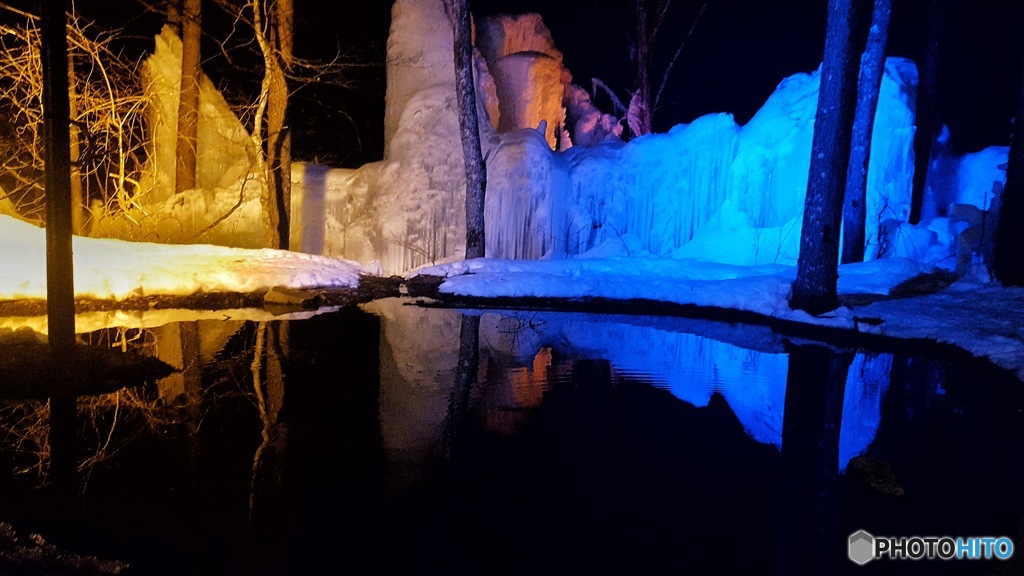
[775,343,852,575]
[0,300,1021,575]
[369,299,890,471]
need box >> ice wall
[304,1,920,274]
[106,0,999,278]
[477,13,569,149]
[141,26,257,201]
[384,0,457,151]
[541,57,915,264]
[92,26,263,247]
[564,113,741,256]
[485,129,568,259]
[672,58,917,264]
[879,143,1008,278]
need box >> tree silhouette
[175,0,200,194]
[40,0,75,348]
[995,39,1024,287]
[908,0,943,224]
[447,0,486,259]
[841,0,891,264]
[791,0,861,314]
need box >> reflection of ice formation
[477,309,890,470]
[366,300,894,475]
[361,298,463,493]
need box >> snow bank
[0,215,369,302]
[417,254,1024,380]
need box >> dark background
[3,0,1021,167]
[332,0,1022,165]
[472,0,1023,155]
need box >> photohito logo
[848,530,1015,565]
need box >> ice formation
[109,0,1008,279]
[308,0,922,274]
[317,1,904,273]
[91,26,264,248]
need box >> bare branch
[591,77,629,117]
[653,0,709,112]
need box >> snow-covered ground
[1,203,1021,486]
[0,215,371,302]
[1,210,1021,380]
[416,256,1024,380]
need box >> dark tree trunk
[909,0,943,224]
[167,0,180,31]
[775,343,852,575]
[450,0,486,259]
[175,0,201,194]
[842,0,892,264]
[442,314,480,461]
[995,43,1024,287]
[630,0,654,137]
[267,0,292,250]
[791,0,861,315]
[41,0,75,350]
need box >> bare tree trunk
[167,0,181,32]
[175,0,201,194]
[841,0,891,264]
[995,41,1024,287]
[629,0,705,138]
[629,0,654,137]
[450,0,486,259]
[909,0,943,224]
[791,0,861,315]
[68,50,85,235]
[267,0,292,249]
[41,0,76,350]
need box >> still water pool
[1,298,1023,575]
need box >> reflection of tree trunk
[48,395,78,491]
[775,344,852,576]
[250,321,289,518]
[442,314,480,461]
[881,355,934,441]
[179,322,202,396]
[178,321,203,482]
[45,394,80,539]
